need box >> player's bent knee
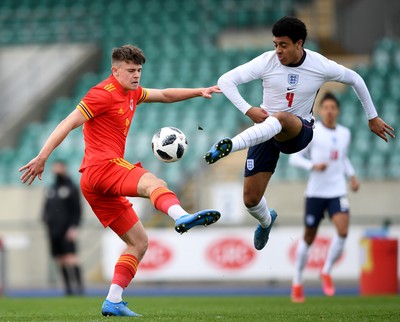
[243,195,263,208]
[138,172,168,197]
[272,111,291,123]
[272,111,287,120]
[273,111,301,128]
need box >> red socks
[111,254,139,288]
[150,187,180,214]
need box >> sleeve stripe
[76,105,90,120]
[77,101,94,119]
[137,88,148,105]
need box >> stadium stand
[0,0,398,190]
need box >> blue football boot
[204,138,232,164]
[101,300,142,317]
[175,209,221,234]
[253,209,278,250]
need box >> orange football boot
[321,273,335,296]
[291,284,305,303]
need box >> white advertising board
[102,226,399,282]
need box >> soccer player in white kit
[288,92,360,302]
[204,16,394,251]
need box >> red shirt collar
[109,74,128,96]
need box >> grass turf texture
[1,296,399,321]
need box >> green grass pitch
[1,295,399,321]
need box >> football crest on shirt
[118,107,124,115]
[247,159,254,171]
[130,99,134,111]
[287,74,299,86]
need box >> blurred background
[0,0,398,296]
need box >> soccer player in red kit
[19,45,221,317]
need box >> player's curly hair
[112,45,146,65]
[272,16,307,46]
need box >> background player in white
[204,16,394,251]
[288,92,359,303]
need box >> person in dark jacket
[43,160,83,295]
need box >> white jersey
[289,121,355,198]
[218,49,378,121]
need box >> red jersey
[76,75,147,171]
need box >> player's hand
[245,107,269,123]
[312,163,328,171]
[350,176,360,192]
[66,227,78,241]
[200,85,222,98]
[19,156,46,185]
[368,117,395,142]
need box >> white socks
[168,204,187,221]
[231,116,282,152]
[246,197,271,228]
[322,235,346,275]
[106,284,123,303]
[293,239,310,285]
[292,235,346,285]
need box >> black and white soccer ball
[151,127,188,162]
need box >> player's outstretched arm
[368,117,395,142]
[339,68,395,141]
[19,109,86,185]
[144,86,221,103]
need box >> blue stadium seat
[366,154,387,178]
[387,153,400,178]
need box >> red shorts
[80,159,148,236]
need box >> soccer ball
[151,127,188,162]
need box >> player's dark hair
[320,92,340,108]
[272,16,307,46]
[112,45,146,65]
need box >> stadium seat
[351,128,372,159]
[46,97,74,122]
[366,71,386,102]
[372,48,391,74]
[387,153,400,178]
[354,65,370,90]
[380,98,398,124]
[387,73,400,100]
[366,154,387,178]
[392,47,400,70]
[348,153,367,179]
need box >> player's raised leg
[204,138,233,164]
[204,116,281,164]
[136,172,220,233]
[321,213,348,296]
[205,112,302,164]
